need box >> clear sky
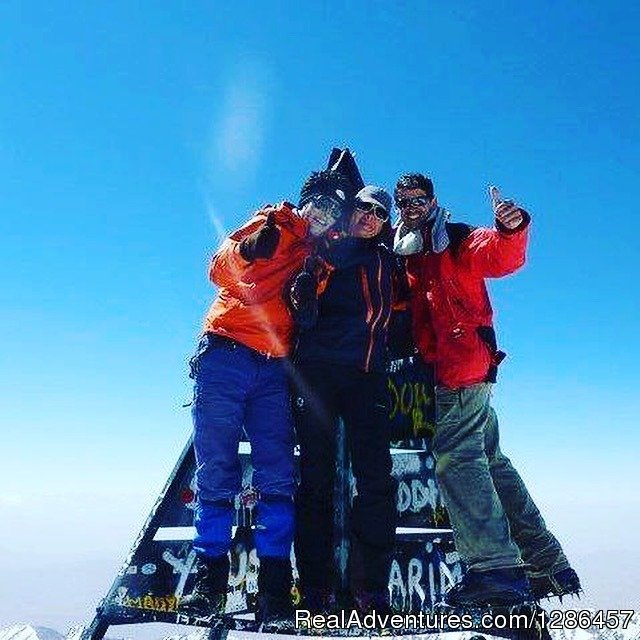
[1,0,639,634]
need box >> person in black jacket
[288,185,398,615]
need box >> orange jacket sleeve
[208,214,264,297]
[208,206,308,305]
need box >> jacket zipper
[364,254,385,372]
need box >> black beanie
[298,170,355,209]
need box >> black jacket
[293,237,397,373]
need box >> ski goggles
[395,195,433,210]
[355,200,389,221]
[305,194,347,220]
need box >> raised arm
[208,214,265,292]
[458,203,531,278]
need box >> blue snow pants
[189,333,295,560]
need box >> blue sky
[1,0,639,633]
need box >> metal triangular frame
[78,356,471,639]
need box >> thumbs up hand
[489,185,529,231]
[495,201,525,230]
[239,211,281,261]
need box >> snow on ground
[0,626,64,640]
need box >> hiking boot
[529,567,582,600]
[179,555,229,618]
[445,567,534,607]
[258,557,295,633]
[294,589,333,635]
[302,587,337,615]
[353,590,393,616]
[352,591,396,635]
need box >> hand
[289,269,317,310]
[495,201,525,230]
[239,211,281,261]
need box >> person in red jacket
[394,173,581,607]
[180,169,354,626]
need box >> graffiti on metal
[86,357,454,634]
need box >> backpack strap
[445,222,475,258]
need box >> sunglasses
[355,201,389,221]
[395,195,433,210]
[308,194,346,219]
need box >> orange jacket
[203,202,311,357]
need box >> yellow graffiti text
[122,594,179,612]
[388,379,434,437]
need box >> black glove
[239,211,280,261]
[288,258,319,329]
[290,270,317,311]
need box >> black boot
[179,555,229,618]
[258,557,294,632]
[445,566,533,608]
[302,586,337,615]
[529,566,582,600]
[353,590,393,616]
[351,591,396,636]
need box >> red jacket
[406,217,530,389]
[203,202,312,357]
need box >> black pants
[292,361,397,594]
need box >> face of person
[348,201,387,239]
[395,188,435,228]
[300,195,345,237]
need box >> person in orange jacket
[180,169,355,625]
